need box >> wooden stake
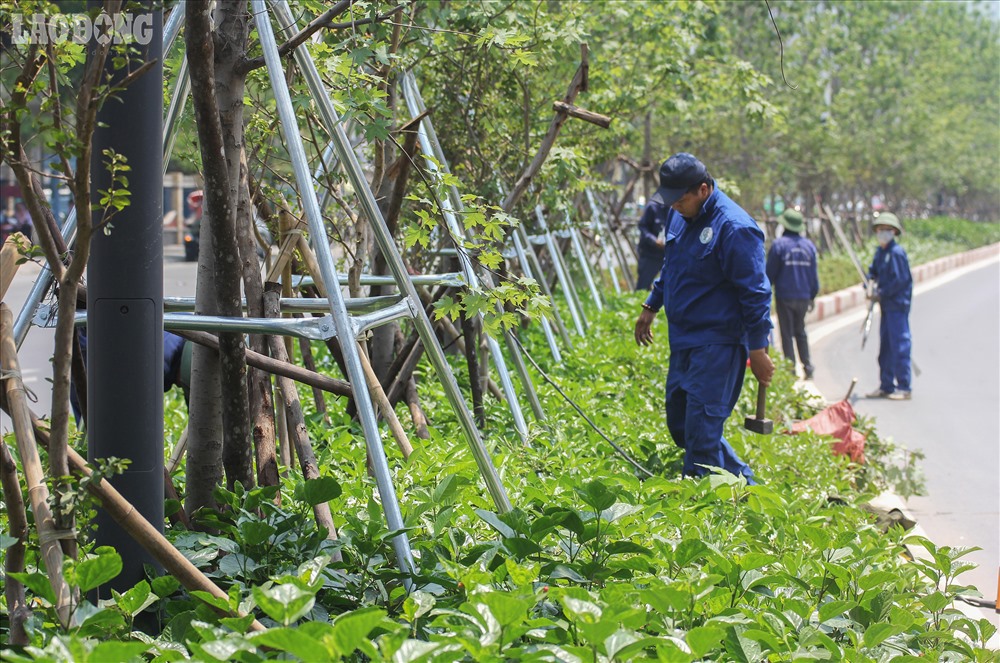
[1,232,27,300]
[0,304,73,628]
[0,437,30,644]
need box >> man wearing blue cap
[634,153,774,483]
[766,208,819,379]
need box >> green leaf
[475,509,516,538]
[576,480,617,511]
[476,592,531,628]
[190,590,231,613]
[151,575,181,598]
[73,548,123,593]
[403,590,435,622]
[239,520,277,547]
[674,538,710,567]
[112,580,154,617]
[253,627,331,662]
[862,622,903,649]
[687,625,726,657]
[301,476,342,506]
[331,607,388,657]
[0,533,19,550]
[253,583,316,626]
[818,599,858,622]
[89,641,150,662]
[8,572,56,604]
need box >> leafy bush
[2,298,995,661]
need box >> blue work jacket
[868,240,912,311]
[644,188,772,351]
[766,232,819,301]
[637,200,668,258]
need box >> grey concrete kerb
[806,242,1000,325]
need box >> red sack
[790,400,866,463]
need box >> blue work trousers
[878,308,911,393]
[665,344,756,483]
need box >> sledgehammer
[744,382,773,435]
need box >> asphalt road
[810,257,999,605]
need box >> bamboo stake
[0,437,30,644]
[263,285,342,556]
[46,423,265,631]
[1,232,27,300]
[404,377,430,440]
[0,303,73,628]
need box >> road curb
[804,242,1000,325]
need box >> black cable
[507,332,654,479]
[764,0,797,91]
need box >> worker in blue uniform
[635,199,668,290]
[634,153,774,483]
[766,208,819,379]
[865,212,912,400]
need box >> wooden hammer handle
[755,383,767,420]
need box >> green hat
[872,211,903,235]
[778,208,804,233]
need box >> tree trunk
[184,2,225,514]
[237,155,279,489]
[460,311,486,428]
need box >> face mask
[876,230,895,246]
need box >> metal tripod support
[566,212,603,312]
[510,230,562,363]
[267,0,513,536]
[534,206,587,336]
[585,188,628,293]
[399,71,543,431]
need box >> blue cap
[650,153,708,206]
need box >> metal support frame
[268,1,513,527]
[515,224,574,350]
[585,188,623,295]
[566,212,603,311]
[586,189,633,292]
[535,206,586,335]
[511,231,561,363]
[400,71,544,430]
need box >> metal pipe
[535,207,585,335]
[512,231,561,363]
[567,214,602,311]
[164,294,403,314]
[293,272,467,289]
[254,1,416,580]
[551,220,589,331]
[516,224,573,350]
[586,189,624,294]
[271,0,512,513]
[400,74,532,437]
[74,310,337,341]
